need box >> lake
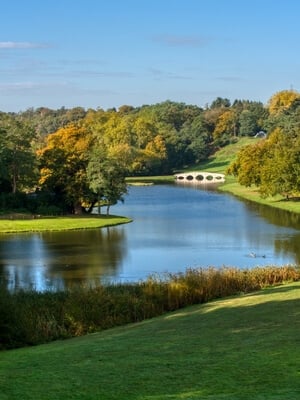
[0,184,299,291]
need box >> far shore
[127,174,300,214]
[1,169,299,234]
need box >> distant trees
[0,89,299,214]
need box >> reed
[1,265,299,350]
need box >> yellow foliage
[268,90,300,115]
[213,109,237,138]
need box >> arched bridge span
[174,171,225,184]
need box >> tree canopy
[1,89,299,214]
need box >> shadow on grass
[130,288,300,399]
[1,283,299,400]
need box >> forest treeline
[0,89,299,215]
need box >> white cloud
[0,41,50,49]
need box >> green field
[0,215,132,233]
[1,281,300,400]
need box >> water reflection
[240,200,300,264]
[0,184,299,291]
[0,227,127,291]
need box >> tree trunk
[74,202,82,215]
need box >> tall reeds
[0,266,299,350]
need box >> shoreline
[218,178,300,214]
[128,175,300,214]
[0,215,132,234]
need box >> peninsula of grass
[0,214,132,233]
[1,279,300,400]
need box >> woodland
[0,89,299,215]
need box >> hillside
[1,281,300,400]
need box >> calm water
[0,184,299,291]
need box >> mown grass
[1,279,300,400]
[126,175,174,184]
[218,180,300,214]
[190,137,257,173]
[1,266,298,351]
[0,215,132,233]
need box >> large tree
[0,115,37,193]
[87,148,127,215]
[37,123,95,214]
[228,128,300,198]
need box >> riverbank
[127,137,300,215]
[1,278,299,399]
[0,214,132,233]
[219,177,300,214]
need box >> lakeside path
[0,215,132,233]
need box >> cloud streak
[0,81,118,97]
[0,41,50,49]
[152,34,211,48]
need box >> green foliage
[228,125,300,198]
[0,91,299,214]
[0,114,38,193]
[87,151,127,215]
[0,266,298,350]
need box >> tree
[268,90,300,116]
[238,110,259,136]
[210,97,231,109]
[259,128,300,198]
[0,115,37,193]
[228,127,300,198]
[213,109,239,142]
[37,123,94,214]
[227,140,266,187]
[87,150,127,215]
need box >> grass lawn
[219,179,300,214]
[1,281,300,400]
[0,215,132,233]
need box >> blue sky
[0,0,299,112]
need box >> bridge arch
[174,171,225,184]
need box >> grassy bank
[126,175,174,184]
[192,137,300,214]
[1,266,298,350]
[0,215,132,233]
[219,179,300,214]
[1,279,300,399]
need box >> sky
[0,0,299,112]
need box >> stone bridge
[174,171,225,184]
